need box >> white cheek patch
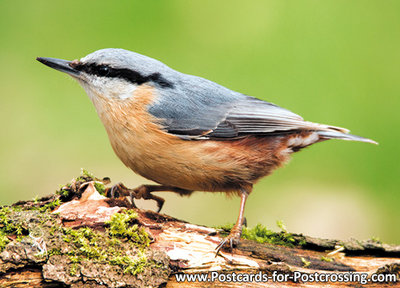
[114,86,137,100]
[105,79,137,100]
[80,76,138,100]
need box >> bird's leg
[106,183,191,213]
[215,186,251,255]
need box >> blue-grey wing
[147,74,342,140]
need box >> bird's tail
[317,130,378,145]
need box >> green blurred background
[0,0,398,243]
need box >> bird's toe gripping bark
[215,225,242,255]
[105,183,165,212]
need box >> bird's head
[37,48,175,101]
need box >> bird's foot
[105,182,130,198]
[105,183,165,212]
[215,225,242,256]
[133,185,165,213]
[105,183,138,208]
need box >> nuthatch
[37,49,377,253]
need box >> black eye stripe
[72,63,173,88]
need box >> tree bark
[0,176,398,288]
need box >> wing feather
[204,96,347,139]
[147,74,348,140]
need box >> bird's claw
[156,202,164,213]
[106,183,126,198]
[109,183,120,198]
[106,183,138,208]
[134,185,165,212]
[105,183,165,212]
[215,228,241,256]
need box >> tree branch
[0,174,398,287]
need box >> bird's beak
[36,57,80,77]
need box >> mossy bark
[0,174,398,287]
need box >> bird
[36,48,377,254]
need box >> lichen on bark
[0,172,170,287]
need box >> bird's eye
[97,65,109,76]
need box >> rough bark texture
[0,174,398,287]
